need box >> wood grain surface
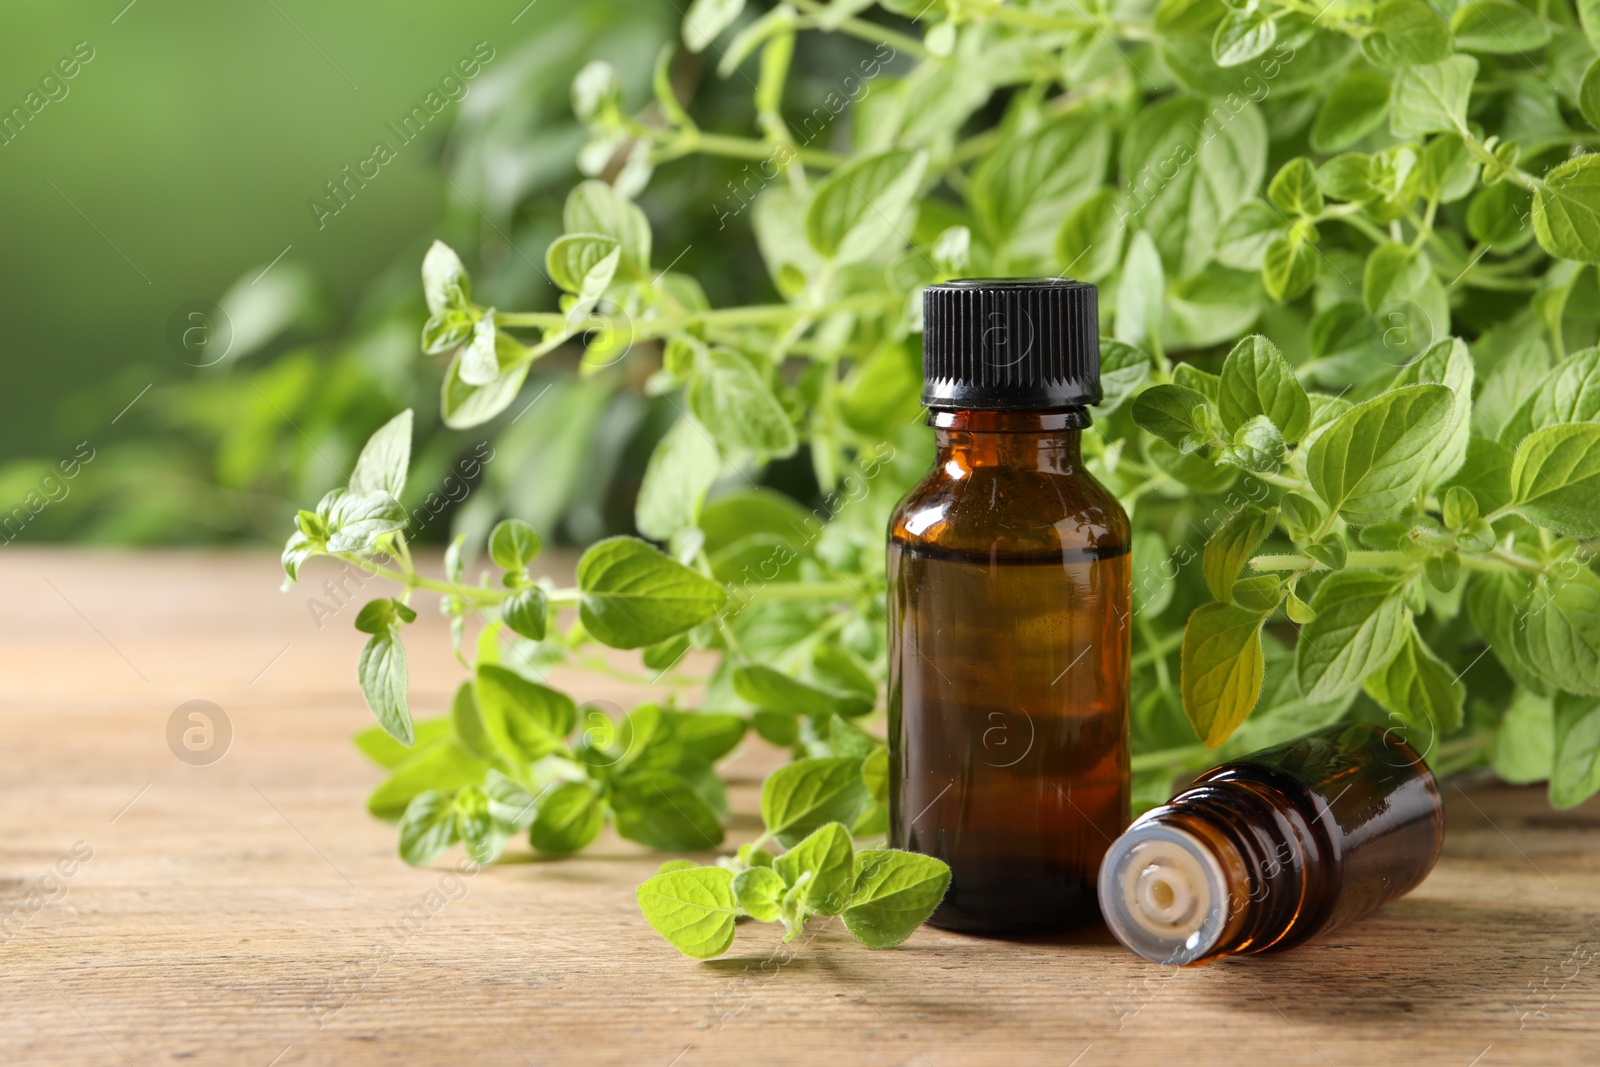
[1,548,1596,1066]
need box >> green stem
[663,128,846,170]
[1414,197,1439,251]
[333,553,501,602]
[700,294,898,325]
[1453,126,1542,194]
[575,654,683,687]
[336,553,862,621]
[790,0,931,59]
[1485,545,1546,573]
[330,552,587,607]
[1272,0,1370,34]
[1250,550,1410,571]
[950,71,1127,166]
[1487,242,1553,275]
[717,617,748,660]
[745,580,867,603]
[959,0,1156,40]
[1130,743,1212,773]
[1457,274,1541,292]
[394,533,416,574]
[1253,545,1547,575]
[1138,616,1172,695]
[1307,506,1343,546]
[1132,628,1183,667]
[493,311,567,329]
[1325,211,1391,248]
[773,611,852,673]
[1403,206,1466,275]
[498,295,899,336]
[1431,731,1492,776]
[1255,468,1313,493]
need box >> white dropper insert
[1098,822,1230,965]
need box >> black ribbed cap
[922,278,1100,411]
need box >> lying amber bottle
[888,279,1131,934]
[1099,722,1444,964]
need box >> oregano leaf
[358,608,411,745]
[1203,505,1278,603]
[1523,570,1600,696]
[732,865,787,922]
[1508,423,1600,537]
[421,241,470,315]
[1295,570,1410,702]
[613,771,725,850]
[1533,153,1600,262]
[1551,694,1600,808]
[806,149,928,265]
[1181,601,1269,747]
[1217,334,1311,443]
[687,349,798,456]
[1451,0,1550,54]
[349,409,413,500]
[773,821,856,917]
[489,518,543,571]
[1362,0,1454,68]
[529,781,606,855]
[636,866,741,959]
[841,849,951,949]
[398,791,458,866]
[1305,384,1456,524]
[564,180,652,276]
[1312,71,1391,152]
[636,417,721,542]
[1131,384,1217,453]
[1390,56,1478,137]
[760,757,870,848]
[1362,625,1465,736]
[577,537,728,649]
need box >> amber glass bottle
[887,279,1131,934]
[1099,722,1445,964]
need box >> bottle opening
[1098,823,1230,965]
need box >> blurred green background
[5,0,562,443]
[0,0,753,546]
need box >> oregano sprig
[637,754,948,959]
[277,0,1600,966]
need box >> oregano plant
[281,0,1600,957]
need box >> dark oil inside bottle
[1198,722,1445,950]
[886,410,1131,935]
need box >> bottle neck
[1164,781,1331,959]
[1099,777,1333,965]
[929,409,1088,474]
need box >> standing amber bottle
[1099,722,1445,964]
[888,279,1131,934]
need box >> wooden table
[2,549,1597,1066]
